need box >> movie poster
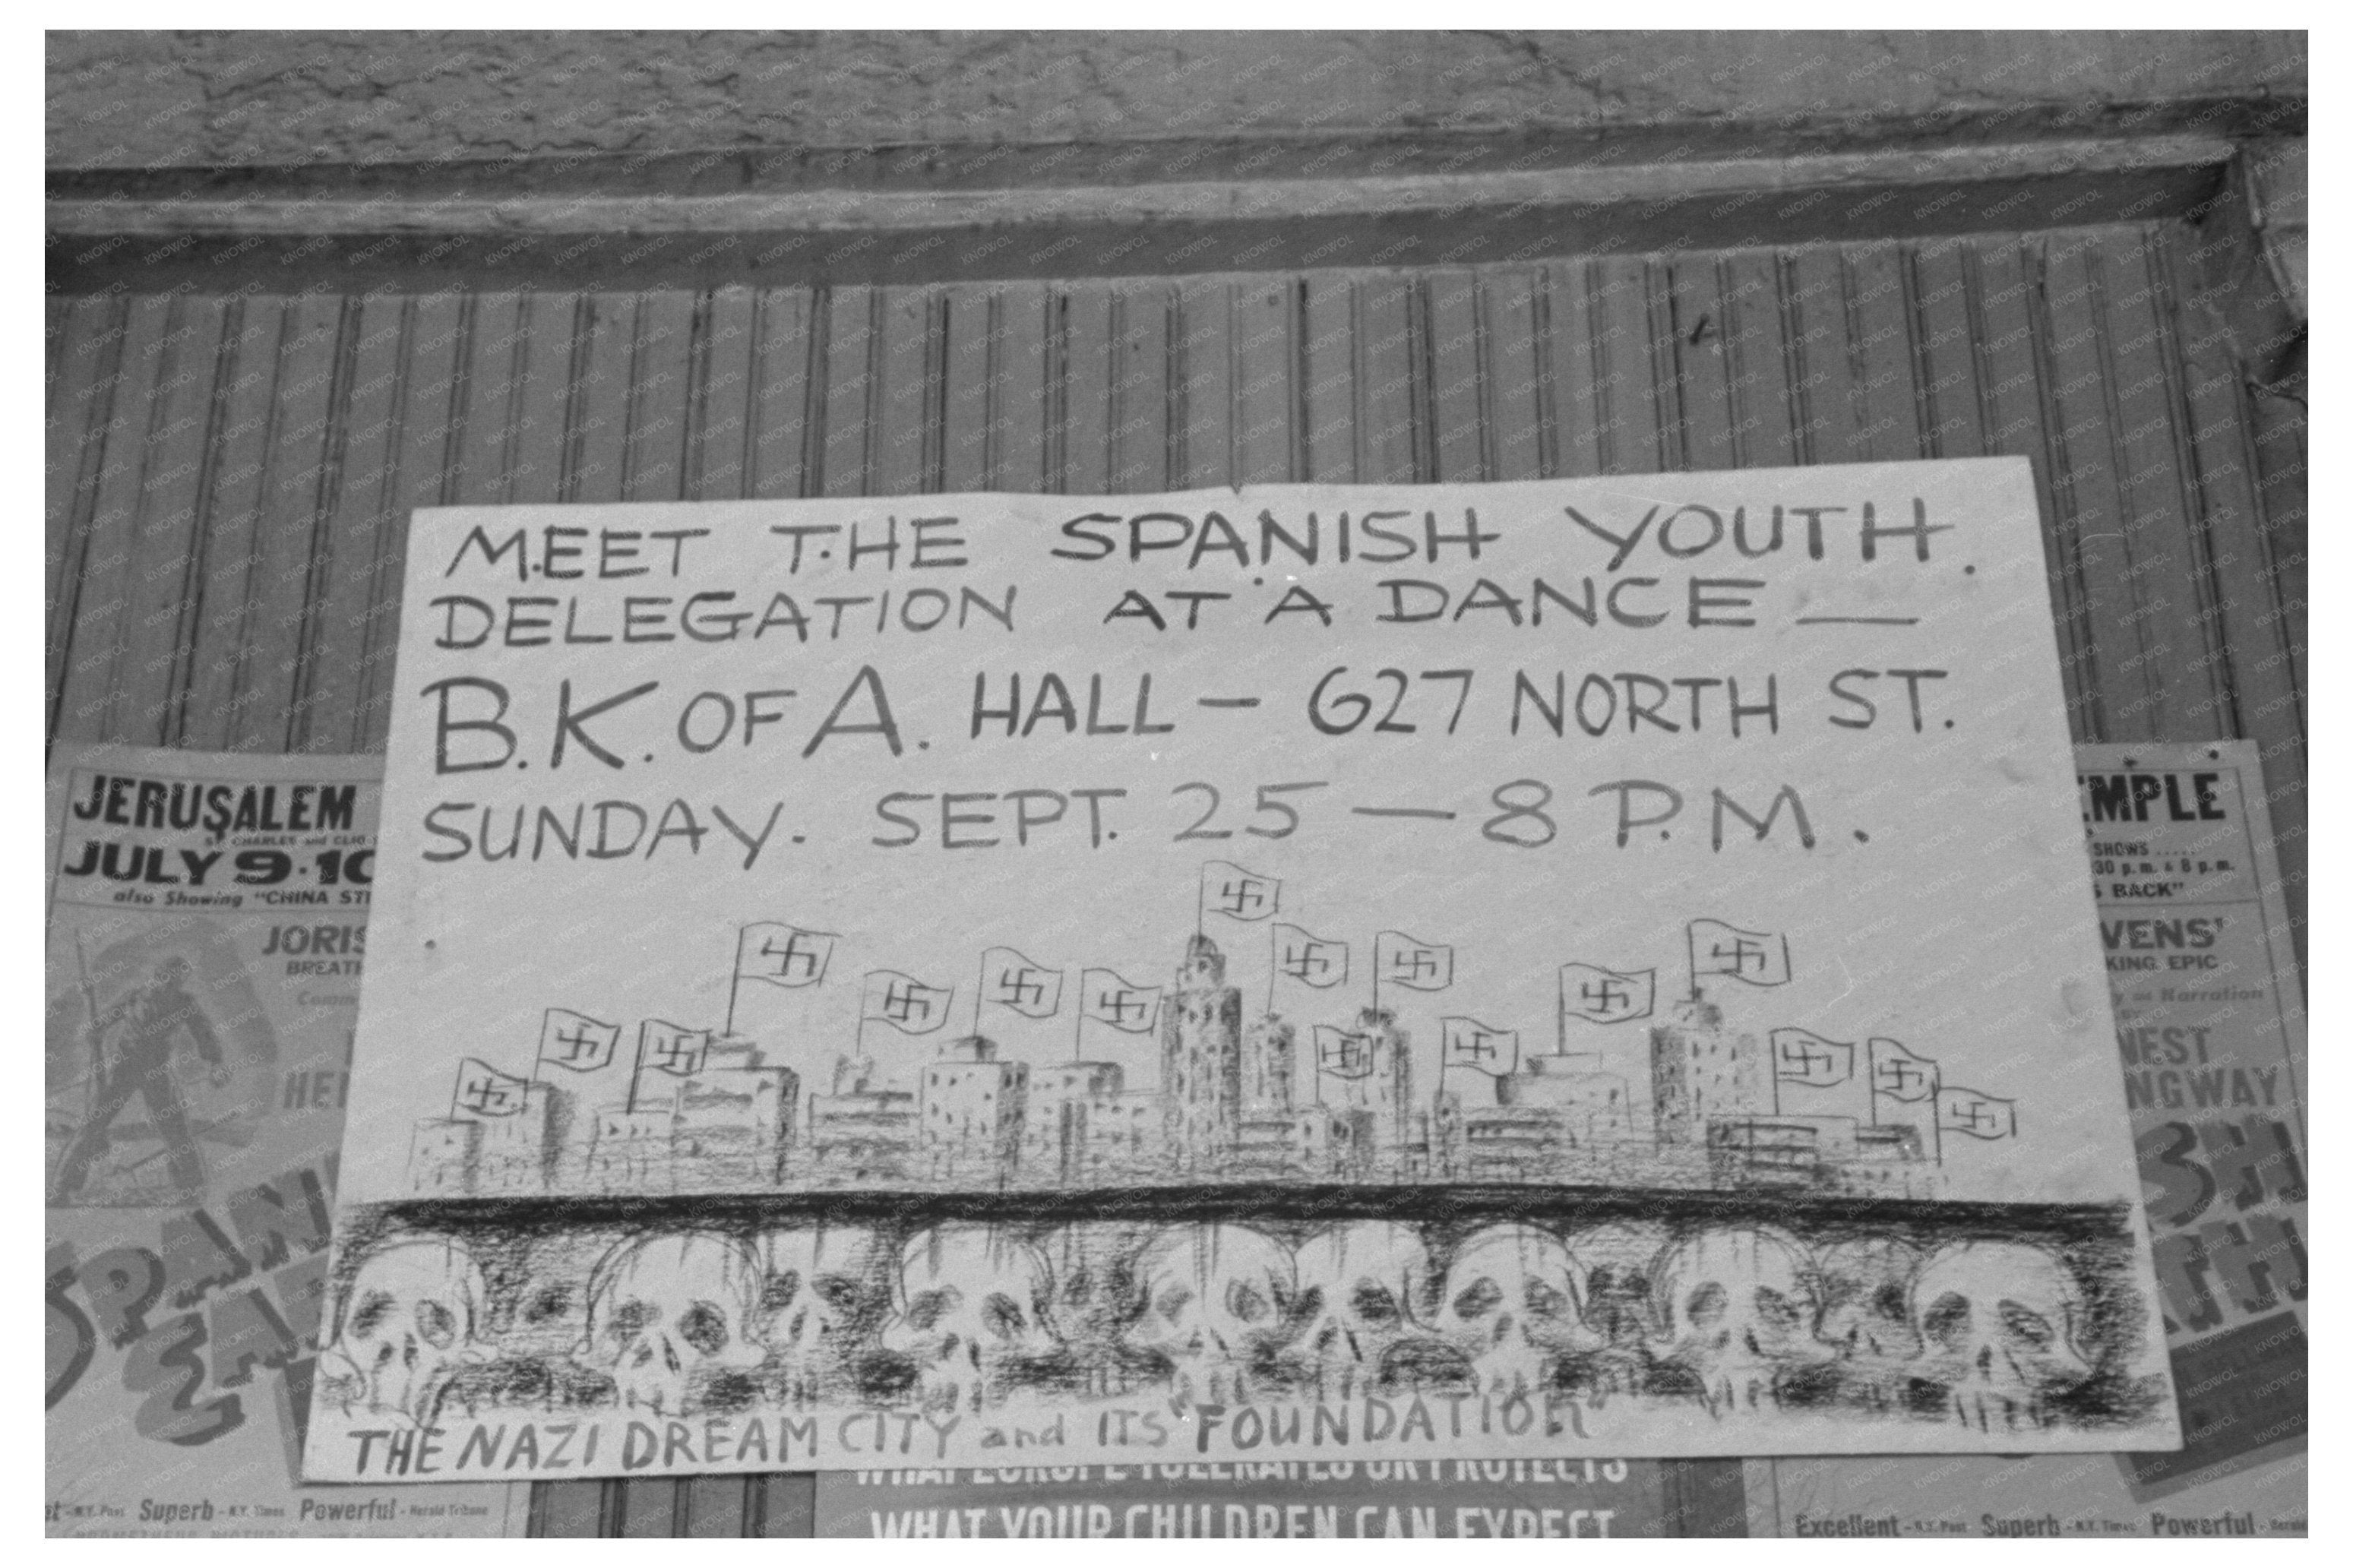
[45,744,523,1537]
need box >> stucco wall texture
[48,30,2306,171]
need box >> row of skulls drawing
[319,1216,2126,1436]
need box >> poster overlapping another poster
[1747,738,2307,1538]
[45,744,524,1537]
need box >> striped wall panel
[43,222,2307,1535]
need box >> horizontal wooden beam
[47,132,2238,294]
[50,134,2232,238]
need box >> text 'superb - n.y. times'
[45,744,523,1537]
[308,463,2182,1481]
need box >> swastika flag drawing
[1375,931,1453,991]
[862,971,954,1035]
[536,1008,620,1073]
[1273,925,1349,988]
[1937,1086,2019,1140]
[1559,963,1656,1024]
[1202,861,1280,922]
[638,1020,711,1076]
[1687,919,1792,987]
[1441,1016,1520,1076]
[452,1057,530,1118]
[1770,1028,1855,1087]
[1080,969,1161,1033]
[1868,1037,1941,1102]
[1314,1024,1374,1079]
[735,923,836,988]
[982,948,1062,1018]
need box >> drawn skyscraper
[921,1035,1029,1178]
[1242,1013,1296,1111]
[1160,934,1242,1171]
[1319,1005,1413,1152]
[1649,990,1763,1146]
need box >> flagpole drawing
[1267,925,1279,1016]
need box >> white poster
[307,463,2179,1481]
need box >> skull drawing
[1127,1224,1296,1403]
[1427,1224,1605,1394]
[1909,1241,2095,1430]
[1558,1221,1671,1397]
[1649,1226,1830,1415]
[875,1227,1060,1409]
[1292,1222,1459,1396]
[1036,1222,1167,1399]
[581,1231,767,1416]
[1817,1238,1926,1361]
[320,1237,489,1427]
[479,1229,623,1411]
[756,1224,886,1401]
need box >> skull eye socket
[761,1270,802,1313]
[906,1288,958,1332]
[1922,1291,1972,1348]
[1349,1282,1400,1326]
[1524,1279,1567,1320]
[1226,1280,1270,1324]
[1153,1283,1197,1324]
[414,1298,459,1350]
[1685,1282,1728,1329]
[676,1301,730,1358]
[349,1289,397,1338]
[1997,1301,2057,1350]
[980,1293,1028,1342]
[1754,1287,1803,1331]
[1452,1276,1504,1322]
[608,1299,659,1339]
[525,1285,572,1324]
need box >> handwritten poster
[307,463,2180,1481]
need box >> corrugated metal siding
[42,221,2306,1536]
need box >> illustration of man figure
[49,955,230,1203]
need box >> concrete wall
[48,30,2306,170]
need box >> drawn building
[1498,1053,1634,1145]
[1233,1105,1371,1180]
[1241,1013,1296,1110]
[1159,935,1242,1172]
[568,1038,802,1192]
[667,1038,801,1186]
[1706,1114,1928,1191]
[1317,1006,1412,1154]
[1649,990,1764,1146]
[458,1081,571,1194]
[408,1118,481,1195]
[1451,1102,1573,1182]
[1023,1060,1124,1181]
[808,1054,919,1182]
[920,1035,1029,1178]
[584,1107,675,1192]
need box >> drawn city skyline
[406,865,2013,1203]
